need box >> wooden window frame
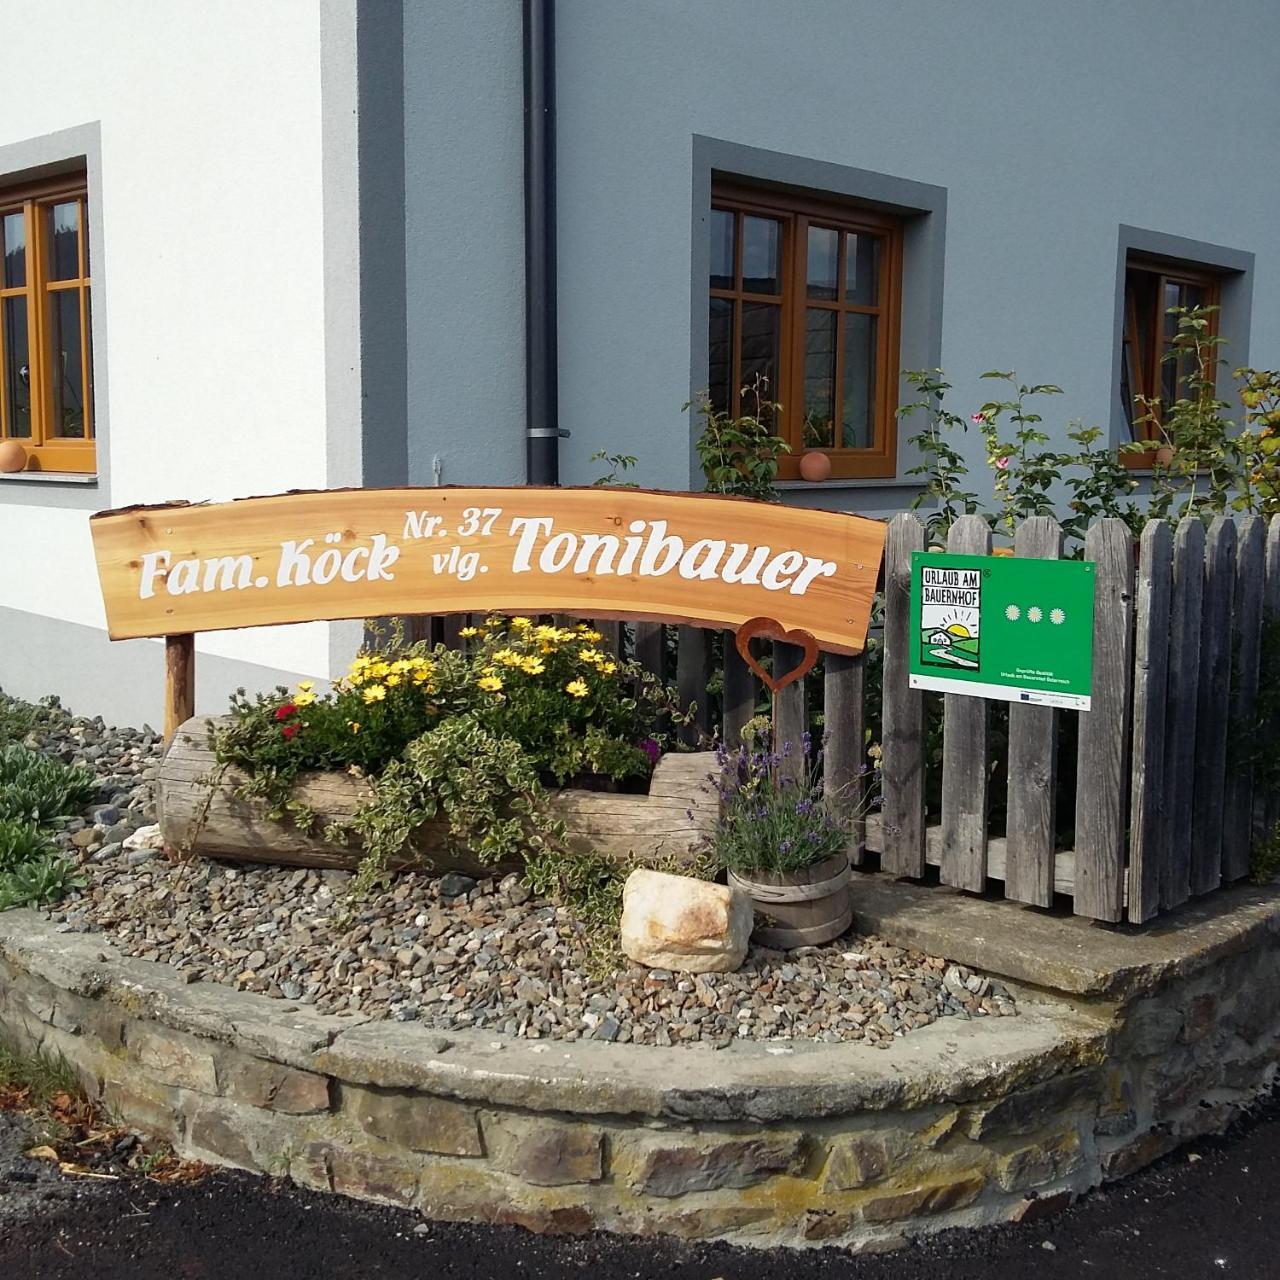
[0,172,95,475]
[1120,255,1220,470]
[710,180,903,481]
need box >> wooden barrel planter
[158,715,718,876]
[727,853,853,949]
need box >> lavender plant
[710,730,878,876]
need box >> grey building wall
[398,1,1277,518]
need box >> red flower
[281,723,300,739]
[275,704,298,721]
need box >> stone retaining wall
[2,888,1279,1251]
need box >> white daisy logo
[1050,608,1066,625]
[1005,604,1021,622]
[1027,606,1043,623]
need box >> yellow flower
[477,675,504,693]
[459,626,480,638]
[385,673,402,687]
[390,659,411,674]
[411,668,432,685]
[349,721,361,734]
[362,684,387,703]
[369,660,390,680]
[297,680,315,692]
[578,648,604,666]
[533,624,559,642]
[510,616,532,631]
[294,689,317,707]
[599,661,617,675]
[520,657,546,675]
[565,678,589,699]
[582,629,603,643]
[493,648,524,667]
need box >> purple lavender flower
[640,737,661,765]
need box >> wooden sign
[90,486,885,655]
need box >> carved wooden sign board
[91,486,886,652]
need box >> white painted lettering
[573,533,620,576]
[678,538,727,581]
[402,510,443,539]
[789,556,838,596]
[721,542,769,585]
[166,558,201,595]
[539,531,577,573]
[312,547,342,585]
[366,534,399,581]
[139,551,171,600]
[509,517,554,573]
[638,521,684,577]
[202,555,254,593]
[761,549,805,591]
[340,546,370,582]
[277,539,314,587]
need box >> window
[1120,256,1220,443]
[0,174,95,474]
[709,180,902,480]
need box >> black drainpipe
[523,0,562,485]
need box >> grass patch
[0,1036,86,1113]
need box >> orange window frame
[1120,257,1220,467]
[710,180,904,481]
[0,174,95,475]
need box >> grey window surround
[690,136,947,494]
[1111,224,1254,449]
[0,123,107,511]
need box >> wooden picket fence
[416,511,1280,925]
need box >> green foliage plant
[898,370,980,545]
[690,375,790,501]
[212,617,688,895]
[711,729,876,877]
[0,745,97,824]
[972,372,1065,540]
[0,853,85,911]
[589,450,639,488]
[0,818,58,872]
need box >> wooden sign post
[90,486,886,739]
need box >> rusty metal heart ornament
[734,617,819,694]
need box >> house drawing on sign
[0,0,1274,722]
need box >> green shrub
[0,853,85,911]
[0,818,58,873]
[0,745,97,824]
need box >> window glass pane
[47,202,80,281]
[845,233,880,306]
[2,297,32,438]
[739,301,780,422]
[49,290,86,438]
[2,211,25,288]
[710,209,734,290]
[806,226,838,301]
[803,308,836,447]
[841,313,877,449]
[708,297,734,415]
[741,216,780,295]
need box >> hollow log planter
[727,852,853,948]
[158,716,718,876]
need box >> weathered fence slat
[881,513,926,877]
[1261,517,1280,845]
[773,641,807,783]
[634,621,664,681]
[722,638,756,749]
[825,651,868,865]
[1127,521,1173,923]
[1161,518,1206,909]
[1004,516,1063,907]
[1190,517,1238,896]
[940,515,991,892]
[1073,519,1134,922]
[595,620,623,659]
[1222,517,1264,882]
[677,627,712,748]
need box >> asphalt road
[2,1095,1278,1280]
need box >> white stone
[122,823,165,852]
[619,870,752,975]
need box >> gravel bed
[8,694,1017,1048]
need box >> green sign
[908,552,1096,711]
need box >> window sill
[0,470,98,486]
[775,477,924,492]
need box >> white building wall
[0,0,338,718]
